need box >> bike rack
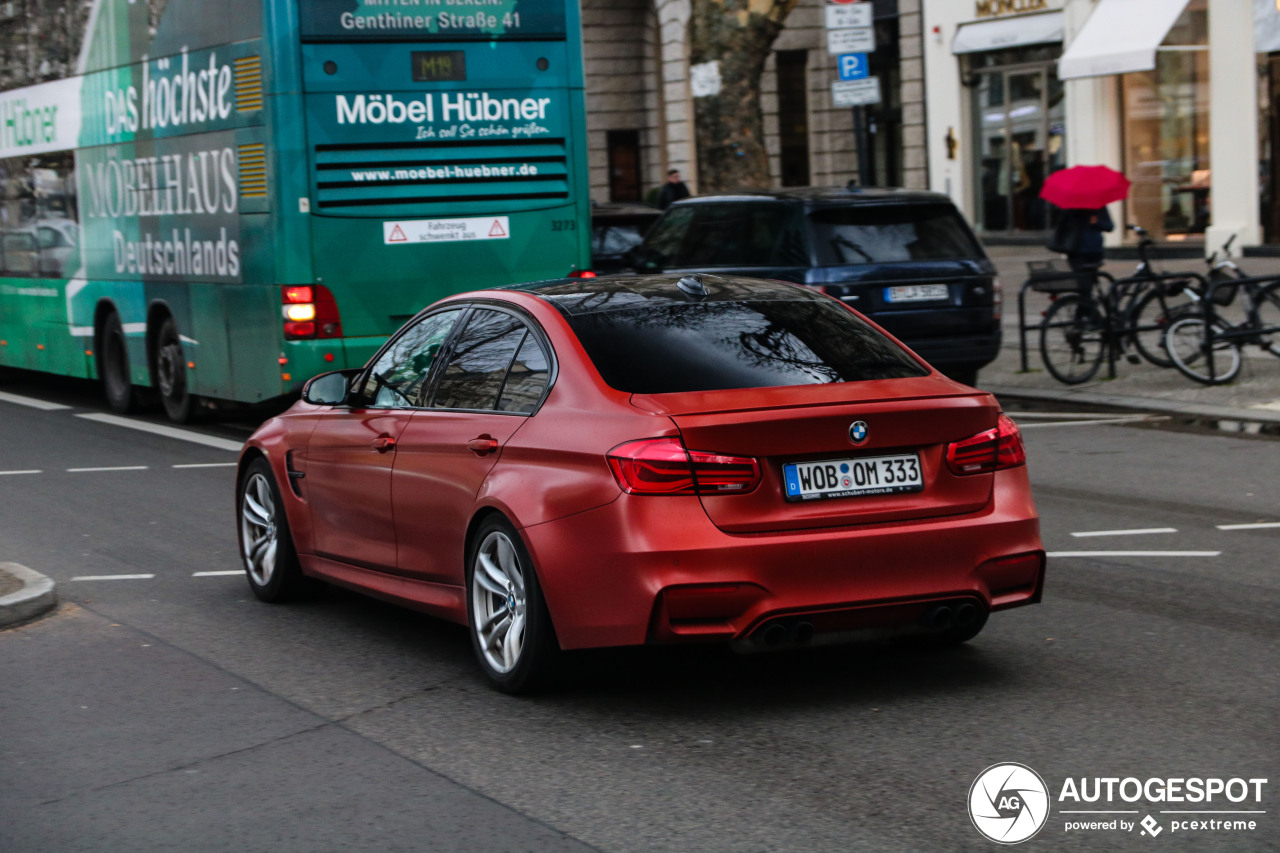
[1197,273,1280,382]
[1017,260,1095,373]
[1020,261,1212,379]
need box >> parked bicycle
[1163,237,1280,384]
[1038,226,1206,383]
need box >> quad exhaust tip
[922,601,982,632]
[757,619,815,649]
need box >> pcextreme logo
[969,763,1269,844]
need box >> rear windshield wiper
[831,235,872,263]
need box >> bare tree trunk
[689,0,800,193]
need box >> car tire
[466,515,561,694]
[237,457,309,603]
[155,315,198,423]
[99,311,137,414]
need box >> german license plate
[885,284,949,303]
[783,454,923,502]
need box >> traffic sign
[827,27,875,55]
[837,53,869,81]
[832,77,882,108]
[825,4,872,30]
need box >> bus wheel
[99,312,137,414]
[155,315,196,423]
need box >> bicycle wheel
[1165,315,1242,385]
[1040,295,1105,384]
[1253,281,1280,358]
[1126,284,1199,368]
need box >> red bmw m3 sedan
[237,274,1044,692]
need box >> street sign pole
[825,0,880,186]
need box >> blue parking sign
[838,53,869,81]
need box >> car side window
[431,309,528,411]
[359,309,463,408]
[497,333,550,413]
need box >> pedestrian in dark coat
[1050,206,1114,273]
[657,169,690,210]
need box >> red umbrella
[1039,165,1131,209]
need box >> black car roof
[503,273,825,316]
[668,186,954,207]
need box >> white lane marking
[76,413,244,452]
[70,574,156,581]
[1216,522,1280,531]
[0,469,43,476]
[0,390,72,411]
[1071,527,1178,538]
[193,571,242,577]
[66,466,149,473]
[1048,551,1221,558]
[1018,416,1169,429]
[172,463,238,469]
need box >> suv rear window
[643,202,809,268]
[563,299,927,393]
[809,203,983,264]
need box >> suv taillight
[607,437,760,495]
[283,285,343,340]
[945,414,1026,476]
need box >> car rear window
[643,202,809,268]
[564,299,927,393]
[809,203,984,264]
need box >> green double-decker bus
[0,0,590,421]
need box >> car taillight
[283,284,343,340]
[945,414,1026,476]
[568,269,597,278]
[607,437,761,496]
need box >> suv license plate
[885,284,949,303]
[783,454,923,502]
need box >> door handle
[467,436,499,456]
[372,436,396,452]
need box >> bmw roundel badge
[849,420,869,444]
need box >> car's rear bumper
[521,468,1042,650]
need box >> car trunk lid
[632,378,998,533]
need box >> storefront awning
[1058,0,1190,80]
[952,12,1064,55]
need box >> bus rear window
[563,300,927,394]
[809,203,984,264]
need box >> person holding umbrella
[1041,164,1130,275]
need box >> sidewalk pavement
[4,248,1279,627]
[980,244,1280,424]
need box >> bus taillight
[283,285,343,340]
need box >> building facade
[922,0,1276,250]
[580,0,929,203]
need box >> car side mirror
[302,370,356,406]
[629,247,664,274]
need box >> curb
[0,562,58,628]
[982,385,1280,425]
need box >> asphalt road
[1,376,1276,852]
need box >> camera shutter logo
[969,763,1051,844]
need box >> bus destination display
[301,0,567,40]
[412,51,467,82]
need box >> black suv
[628,187,1000,385]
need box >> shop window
[1121,0,1209,242]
